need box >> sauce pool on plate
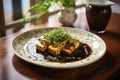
[26,38,92,63]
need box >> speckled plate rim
[11,27,106,69]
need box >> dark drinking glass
[86,4,111,33]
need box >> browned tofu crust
[36,38,80,55]
[48,45,61,55]
[36,39,48,53]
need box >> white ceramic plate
[12,27,106,69]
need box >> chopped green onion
[44,28,71,43]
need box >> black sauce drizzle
[40,43,92,63]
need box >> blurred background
[4,0,30,24]
[3,0,30,35]
[2,0,120,36]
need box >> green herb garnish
[44,28,71,43]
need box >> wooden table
[0,12,120,80]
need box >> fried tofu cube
[36,41,47,52]
[62,46,75,55]
[74,40,80,49]
[61,39,69,48]
[48,45,61,55]
[39,38,51,45]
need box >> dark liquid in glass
[86,4,111,33]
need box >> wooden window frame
[0,0,6,37]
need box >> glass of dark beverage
[86,4,112,33]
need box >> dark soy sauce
[27,39,92,63]
[41,43,92,63]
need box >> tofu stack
[62,39,80,55]
[36,39,48,53]
[36,28,80,55]
[36,38,80,55]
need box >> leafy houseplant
[25,0,77,26]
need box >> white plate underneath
[12,27,106,69]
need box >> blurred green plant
[24,0,76,23]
